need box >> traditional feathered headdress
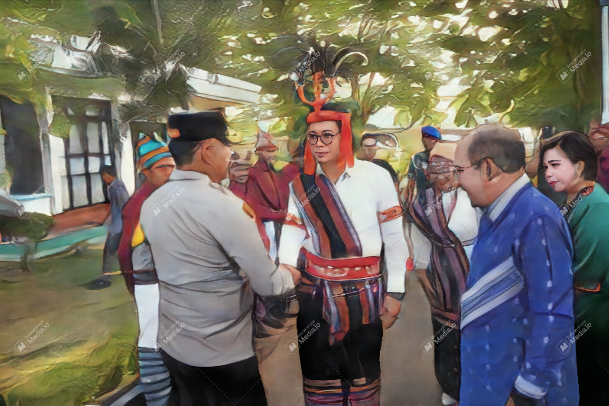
[294,71,354,175]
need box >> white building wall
[112,103,135,195]
[120,128,135,195]
[47,134,68,214]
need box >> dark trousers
[509,389,547,406]
[296,284,383,383]
[160,352,267,406]
[575,306,609,406]
[102,232,121,274]
[431,318,460,401]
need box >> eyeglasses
[453,157,491,177]
[428,167,455,180]
[308,131,339,145]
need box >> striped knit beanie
[136,132,172,170]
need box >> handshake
[278,263,301,284]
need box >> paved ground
[120,271,443,406]
[258,271,442,406]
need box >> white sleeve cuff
[514,374,547,400]
[386,273,406,293]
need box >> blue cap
[421,125,441,140]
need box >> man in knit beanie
[117,131,175,406]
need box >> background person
[541,131,609,406]
[117,131,175,406]
[409,142,478,406]
[247,130,287,263]
[587,120,609,192]
[360,133,400,186]
[402,125,441,207]
[85,164,129,290]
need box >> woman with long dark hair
[541,131,609,405]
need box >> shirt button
[486,385,492,391]
[549,316,555,322]
[484,324,491,332]
[513,338,518,343]
[485,344,490,351]
[523,318,528,325]
[548,302,554,310]
[513,356,518,362]
[486,364,491,370]
[543,336,550,344]
[547,280,553,288]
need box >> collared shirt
[107,179,129,235]
[140,169,294,367]
[485,174,531,221]
[460,176,577,402]
[411,188,479,270]
[279,159,408,293]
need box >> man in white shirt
[140,112,299,406]
[278,77,407,406]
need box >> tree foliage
[0,0,235,122]
[422,0,601,132]
[212,0,445,139]
[0,0,603,137]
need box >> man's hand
[381,295,402,329]
[279,263,301,285]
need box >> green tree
[0,0,235,123]
[421,0,601,131]
[211,0,446,139]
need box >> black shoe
[83,276,112,290]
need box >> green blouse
[568,186,609,316]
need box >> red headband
[296,72,354,175]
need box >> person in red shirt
[227,151,252,201]
[118,133,175,292]
[246,130,287,263]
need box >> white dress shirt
[278,159,408,293]
[411,188,479,270]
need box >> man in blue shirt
[85,165,130,290]
[453,124,578,406]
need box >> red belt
[305,252,381,281]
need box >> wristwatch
[386,292,405,301]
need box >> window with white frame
[58,98,114,209]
